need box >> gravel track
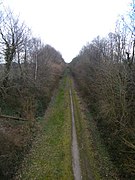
[70,89,82,180]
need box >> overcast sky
[3,0,130,62]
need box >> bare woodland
[0,1,135,179]
[70,2,135,178]
[0,9,65,179]
[0,10,65,119]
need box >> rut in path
[70,89,82,180]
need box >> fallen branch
[0,114,28,121]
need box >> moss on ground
[15,76,73,180]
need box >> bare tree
[0,10,26,86]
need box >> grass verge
[15,76,73,180]
[71,79,119,180]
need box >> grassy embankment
[16,74,119,180]
[71,79,119,180]
[16,76,73,180]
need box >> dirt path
[70,89,82,180]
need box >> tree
[0,11,26,86]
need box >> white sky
[3,0,131,62]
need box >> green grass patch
[16,76,73,180]
[71,79,119,180]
